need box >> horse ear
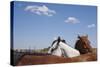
[58,36,61,40]
[86,34,88,38]
[57,36,61,43]
[78,35,81,39]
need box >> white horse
[48,37,80,58]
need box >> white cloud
[24,5,56,16]
[87,24,95,28]
[65,17,80,24]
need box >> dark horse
[75,35,92,54]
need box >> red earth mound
[17,48,97,66]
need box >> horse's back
[60,42,80,57]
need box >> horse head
[75,35,92,54]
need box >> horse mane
[61,40,66,44]
[51,40,57,46]
[75,40,83,50]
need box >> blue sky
[13,1,97,49]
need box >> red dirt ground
[17,48,97,66]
